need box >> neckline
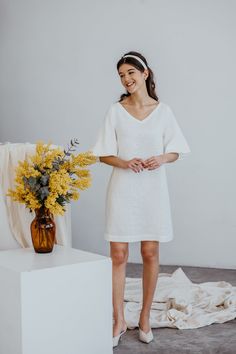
[117,101,162,123]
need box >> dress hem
[104,233,173,243]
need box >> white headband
[122,55,148,70]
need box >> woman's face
[118,63,147,94]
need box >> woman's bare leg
[110,241,129,336]
[139,241,159,332]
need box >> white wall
[0,0,235,268]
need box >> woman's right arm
[99,156,144,173]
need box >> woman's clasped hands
[124,155,165,173]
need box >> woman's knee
[111,246,128,265]
[141,242,159,262]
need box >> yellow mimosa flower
[7,140,97,216]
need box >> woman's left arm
[161,152,179,163]
[144,153,179,170]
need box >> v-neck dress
[91,101,191,242]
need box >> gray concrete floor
[114,263,236,354]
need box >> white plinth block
[0,245,112,354]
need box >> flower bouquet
[7,139,97,253]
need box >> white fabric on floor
[124,267,236,329]
[0,142,72,249]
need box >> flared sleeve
[163,105,191,161]
[91,104,118,158]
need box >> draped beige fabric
[124,267,236,329]
[0,143,71,250]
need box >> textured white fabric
[91,102,191,242]
[124,267,236,330]
[0,143,72,250]
[0,176,19,249]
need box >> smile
[126,82,135,89]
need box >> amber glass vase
[30,207,56,253]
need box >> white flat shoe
[138,323,153,343]
[112,327,127,348]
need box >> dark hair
[116,51,159,103]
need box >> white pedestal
[0,245,112,354]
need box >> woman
[91,51,191,347]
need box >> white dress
[91,101,191,242]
